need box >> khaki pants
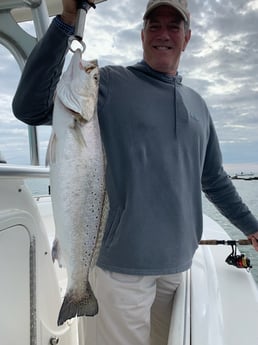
[90,267,183,345]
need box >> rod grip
[237,239,252,245]
[74,1,96,41]
[199,239,252,246]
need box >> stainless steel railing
[0,164,49,179]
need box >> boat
[231,172,258,181]
[0,1,258,344]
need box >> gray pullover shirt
[13,20,258,275]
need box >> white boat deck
[0,172,257,345]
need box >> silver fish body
[47,50,105,326]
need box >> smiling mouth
[153,46,172,50]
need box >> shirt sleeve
[202,118,258,236]
[12,17,74,125]
[53,15,75,36]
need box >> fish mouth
[85,65,96,73]
[84,59,98,73]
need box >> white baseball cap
[143,0,190,23]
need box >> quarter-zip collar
[128,60,185,138]
[131,60,183,84]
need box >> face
[141,6,191,75]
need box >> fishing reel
[225,243,252,270]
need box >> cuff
[53,15,75,36]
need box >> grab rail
[0,164,49,179]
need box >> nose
[157,27,170,40]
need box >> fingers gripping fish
[46,49,105,326]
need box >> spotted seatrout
[46,49,105,326]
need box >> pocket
[103,207,123,248]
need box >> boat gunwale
[0,164,49,179]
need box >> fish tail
[57,281,98,326]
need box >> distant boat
[231,172,258,180]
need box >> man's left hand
[248,232,258,251]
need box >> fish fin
[51,238,63,268]
[70,120,87,148]
[57,281,98,326]
[56,50,99,122]
[46,131,57,166]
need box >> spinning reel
[225,243,252,270]
[199,239,253,271]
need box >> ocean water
[25,178,258,285]
[202,179,258,285]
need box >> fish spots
[50,54,103,325]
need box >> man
[12,1,258,344]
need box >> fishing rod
[69,0,107,52]
[199,239,252,246]
[199,239,253,270]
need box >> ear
[141,29,145,44]
[182,29,191,52]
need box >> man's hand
[61,0,97,26]
[248,232,258,251]
[61,0,78,26]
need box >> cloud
[181,0,258,161]
[0,0,257,167]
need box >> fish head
[56,50,99,124]
[80,59,100,122]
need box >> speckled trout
[46,49,105,326]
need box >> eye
[148,23,160,31]
[168,23,181,32]
[93,73,99,82]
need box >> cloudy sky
[0,0,257,174]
